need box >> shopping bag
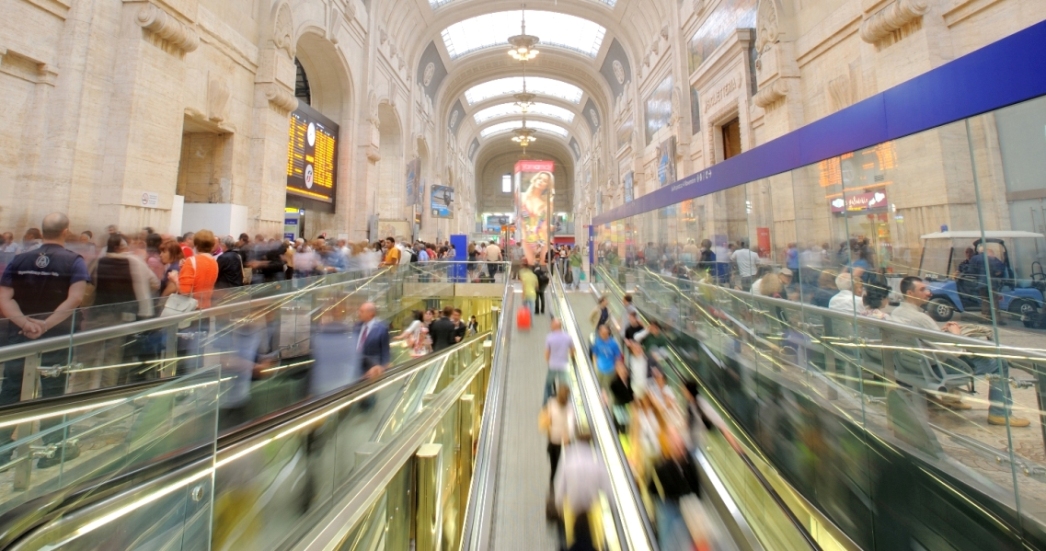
[160,294,198,329]
[579,271,586,281]
[516,307,532,330]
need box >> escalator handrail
[552,271,656,551]
[0,269,390,364]
[595,267,827,550]
[0,331,492,549]
[459,276,514,551]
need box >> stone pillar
[98,1,201,232]
[248,8,298,238]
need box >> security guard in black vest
[0,213,89,467]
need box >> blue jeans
[522,298,534,313]
[544,369,569,401]
[570,267,581,288]
[969,356,1010,418]
[656,499,693,551]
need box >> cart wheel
[1009,299,1038,328]
[928,298,954,322]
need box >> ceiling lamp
[508,5,539,61]
[512,126,537,147]
[513,92,536,113]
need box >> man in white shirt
[829,270,867,314]
[554,432,614,516]
[730,242,760,290]
[484,240,502,280]
[890,276,1028,427]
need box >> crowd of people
[598,234,1026,429]
[539,293,729,550]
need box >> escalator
[0,327,499,550]
[0,267,507,549]
[593,265,1046,550]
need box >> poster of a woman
[515,161,555,266]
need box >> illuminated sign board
[287,103,339,205]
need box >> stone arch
[292,29,355,235]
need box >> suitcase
[516,307,532,330]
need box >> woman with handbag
[158,240,184,298]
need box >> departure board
[287,103,339,204]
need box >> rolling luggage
[516,306,532,330]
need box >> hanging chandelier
[512,126,537,147]
[508,5,539,61]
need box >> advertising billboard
[431,185,455,218]
[514,160,555,266]
[287,103,339,204]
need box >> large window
[464,77,584,105]
[474,103,575,124]
[502,174,512,193]
[479,120,570,139]
[441,11,606,59]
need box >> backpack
[535,266,550,286]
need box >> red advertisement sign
[756,227,771,258]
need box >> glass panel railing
[1,332,496,551]
[601,264,1046,549]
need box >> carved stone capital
[860,0,929,44]
[261,83,298,114]
[137,4,199,53]
[753,78,789,109]
[366,144,381,163]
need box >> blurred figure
[545,318,575,399]
[829,272,866,314]
[21,228,43,252]
[649,431,701,551]
[451,308,466,343]
[158,240,184,298]
[215,236,246,289]
[591,324,622,390]
[590,296,609,328]
[396,310,432,357]
[568,247,583,290]
[890,276,1028,427]
[520,262,538,313]
[553,433,614,537]
[0,213,88,466]
[812,270,839,308]
[466,314,478,336]
[309,304,361,397]
[429,306,457,352]
[180,230,219,309]
[540,384,575,486]
[533,262,550,315]
[220,316,276,430]
[355,302,390,379]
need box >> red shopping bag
[516,307,532,330]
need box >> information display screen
[287,103,339,204]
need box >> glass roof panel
[473,103,575,124]
[431,0,614,8]
[441,11,606,59]
[479,120,570,139]
[465,77,583,105]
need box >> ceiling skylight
[465,77,583,105]
[474,103,575,124]
[441,11,606,59]
[431,0,615,9]
[479,120,570,139]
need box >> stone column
[98,1,201,232]
[248,17,298,238]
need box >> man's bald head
[551,318,562,331]
[41,213,70,240]
[359,302,377,322]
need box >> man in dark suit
[429,306,458,352]
[355,302,390,378]
[451,308,467,343]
